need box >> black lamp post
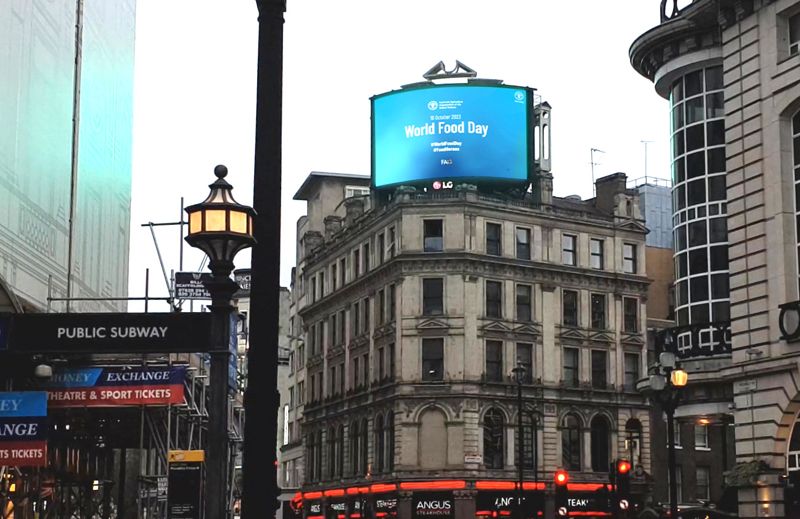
[185,165,256,519]
[648,352,688,519]
[512,362,526,519]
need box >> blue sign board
[371,84,532,189]
[0,392,47,418]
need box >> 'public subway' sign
[0,392,47,466]
[39,366,186,407]
[0,313,213,354]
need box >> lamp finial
[214,164,228,179]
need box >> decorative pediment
[479,320,512,333]
[558,326,586,341]
[512,322,542,336]
[587,330,614,343]
[416,318,450,331]
[373,323,396,341]
[620,332,645,346]
[616,219,648,233]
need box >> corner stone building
[287,171,652,518]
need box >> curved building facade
[632,1,800,517]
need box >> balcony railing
[655,320,731,359]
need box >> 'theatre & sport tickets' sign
[40,366,186,407]
[0,392,47,466]
[371,84,532,189]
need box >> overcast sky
[128,0,670,310]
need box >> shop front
[475,490,545,518]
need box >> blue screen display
[372,84,531,189]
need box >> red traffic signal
[617,459,631,475]
[554,469,569,485]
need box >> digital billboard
[371,83,532,189]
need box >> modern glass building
[0,0,136,312]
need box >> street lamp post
[512,362,526,519]
[648,353,688,519]
[185,165,256,519]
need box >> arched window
[360,418,369,475]
[337,424,345,477]
[484,408,505,469]
[516,411,537,470]
[419,408,447,469]
[385,412,395,471]
[350,421,360,476]
[327,427,337,479]
[625,418,643,467]
[562,414,581,470]
[590,416,611,472]
[788,416,800,471]
[375,413,385,472]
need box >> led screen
[372,84,531,189]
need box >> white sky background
[128,0,670,311]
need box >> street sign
[175,272,213,300]
[234,269,251,297]
[0,312,213,354]
[735,379,757,394]
[168,450,204,519]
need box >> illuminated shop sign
[372,84,532,189]
[412,492,454,519]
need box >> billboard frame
[370,81,535,191]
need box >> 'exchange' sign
[0,313,213,354]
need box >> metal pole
[206,274,237,519]
[517,379,524,519]
[243,0,285,517]
[666,404,678,519]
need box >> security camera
[34,364,53,379]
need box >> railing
[655,320,731,359]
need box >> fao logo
[514,91,525,102]
[427,100,438,111]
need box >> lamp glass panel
[189,212,202,234]
[205,209,228,232]
[208,189,226,203]
[230,210,248,234]
[671,369,688,387]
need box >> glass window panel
[676,224,687,251]
[563,348,579,387]
[690,276,709,301]
[794,111,800,134]
[591,350,608,389]
[422,338,444,381]
[424,220,443,252]
[708,147,726,173]
[672,104,684,130]
[189,211,202,234]
[712,301,730,321]
[230,210,248,234]
[485,341,504,382]
[687,151,706,178]
[423,278,444,315]
[674,129,685,157]
[710,245,729,271]
[705,66,723,90]
[486,222,502,256]
[486,280,503,318]
[516,343,533,383]
[689,248,708,274]
[709,217,727,242]
[516,284,532,322]
[591,293,606,329]
[563,290,579,327]
[685,96,705,124]
[711,273,729,299]
[671,80,684,103]
[688,179,706,206]
[706,92,724,118]
[791,13,800,48]
[675,157,686,183]
[678,280,688,305]
[689,220,707,247]
[677,307,689,326]
[691,303,710,324]
[677,252,688,278]
[707,120,725,146]
[685,70,704,97]
[708,175,726,201]
[677,184,687,210]
[686,124,705,151]
[516,228,531,260]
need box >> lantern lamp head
[184,165,256,277]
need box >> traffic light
[554,470,569,517]
[615,459,631,514]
